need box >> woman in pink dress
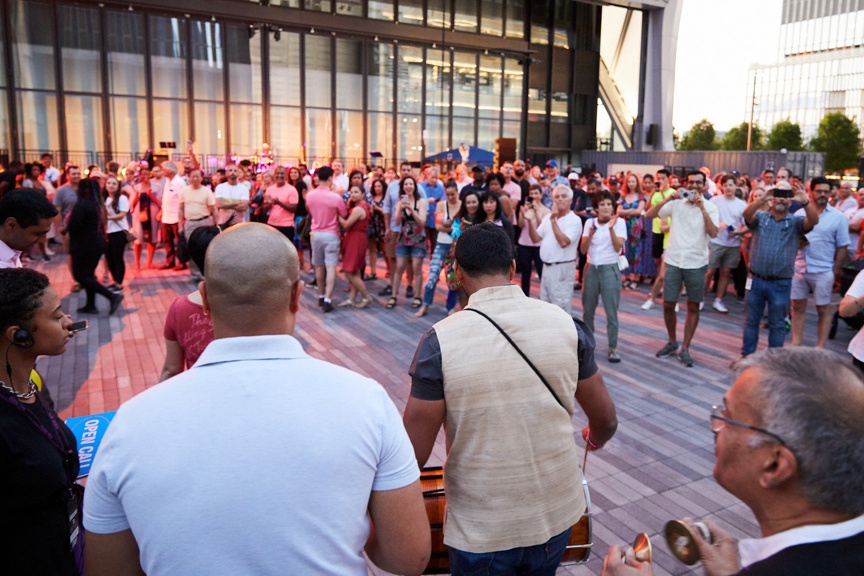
[337,187,372,308]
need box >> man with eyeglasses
[740,180,817,357]
[788,176,849,349]
[601,347,864,575]
[644,170,720,367]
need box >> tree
[677,119,718,151]
[809,112,862,174]
[765,119,804,151]
[720,121,763,150]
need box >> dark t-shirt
[410,317,599,401]
[459,182,487,200]
[0,393,80,575]
[737,530,864,575]
[0,170,18,198]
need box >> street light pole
[747,72,757,151]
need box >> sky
[673,0,783,133]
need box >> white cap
[567,172,579,181]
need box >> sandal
[356,298,372,309]
[414,305,429,318]
[411,297,423,309]
[385,297,397,309]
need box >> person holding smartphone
[581,192,628,362]
[516,185,549,296]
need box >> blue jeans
[447,526,572,576]
[742,277,790,356]
[422,241,453,307]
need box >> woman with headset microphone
[0,267,84,575]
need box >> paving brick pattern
[28,249,851,576]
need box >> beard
[773,202,789,214]
[515,169,525,177]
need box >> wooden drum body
[420,467,592,574]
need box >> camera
[679,189,695,200]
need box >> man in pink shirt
[264,165,299,241]
[305,166,346,312]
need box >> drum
[420,467,592,574]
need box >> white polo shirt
[659,198,720,269]
[537,211,582,264]
[160,175,185,225]
[0,238,22,268]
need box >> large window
[65,95,103,153]
[111,97,148,155]
[106,11,146,97]
[336,38,363,110]
[427,0,450,29]
[481,0,504,36]
[368,0,394,21]
[454,1,478,33]
[306,107,331,160]
[59,6,101,93]
[452,51,477,120]
[270,31,300,106]
[270,106,301,160]
[305,35,331,108]
[227,24,261,104]
[425,49,451,114]
[478,55,502,119]
[367,43,394,112]
[398,0,423,25]
[191,20,224,101]
[150,16,187,99]
[397,46,423,113]
[11,0,55,91]
[194,101,225,158]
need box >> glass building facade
[0,0,626,169]
[749,0,864,141]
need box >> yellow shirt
[649,188,674,247]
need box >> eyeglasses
[709,404,790,449]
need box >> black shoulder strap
[464,307,565,410]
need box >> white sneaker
[641,299,654,310]
[712,299,728,313]
[699,302,704,311]
[675,303,679,312]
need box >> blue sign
[66,411,116,477]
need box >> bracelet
[585,431,601,450]
[800,200,810,207]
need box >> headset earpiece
[12,328,34,349]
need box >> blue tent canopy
[424,146,495,166]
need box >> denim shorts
[395,244,426,258]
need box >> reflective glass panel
[59,5,101,93]
[505,0,525,39]
[503,120,519,152]
[110,97,148,156]
[425,114,449,156]
[304,0,331,12]
[335,0,363,16]
[550,91,568,123]
[397,46,423,113]
[530,0,550,45]
[227,24,262,103]
[398,0,423,25]
[452,116,475,148]
[229,103,262,155]
[425,49,451,114]
[269,31,300,106]
[0,90,8,149]
[477,118,499,151]
[553,0,573,48]
[503,58,523,121]
[335,110,363,164]
[153,99,188,152]
[528,88,547,122]
[270,106,302,160]
[105,11,146,96]
[16,91,59,151]
[480,0,504,36]
[191,20,224,101]
[397,113,421,161]
[427,0,450,29]
[65,95,103,153]
[11,1,55,90]
[368,42,394,112]
[478,55,502,119]
[305,35,331,108]
[305,107,331,161]
[454,1,478,33]
[194,101,225,157]
[368,0,394,21]
[336,39,363,110]
[452,51,477,117]
[150,16,187,99]
[367,111,393,159]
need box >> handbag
[617,253,629,272]
[124,229,137,243]
[297,215,312,248]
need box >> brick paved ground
[29,247,852,576]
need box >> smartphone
[69,320,89,334]
[773,188,793,199]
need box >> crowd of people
[2,154,864,369]
[1,219,862,576]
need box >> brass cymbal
[664,520,702,565]
[632,532,653,563]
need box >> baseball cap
[471,165,485,173]
[567,172,579,181]
[545,160,558,168]
[609,176,619,184]
[730,170,742,177]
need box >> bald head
[204,224,300,332]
